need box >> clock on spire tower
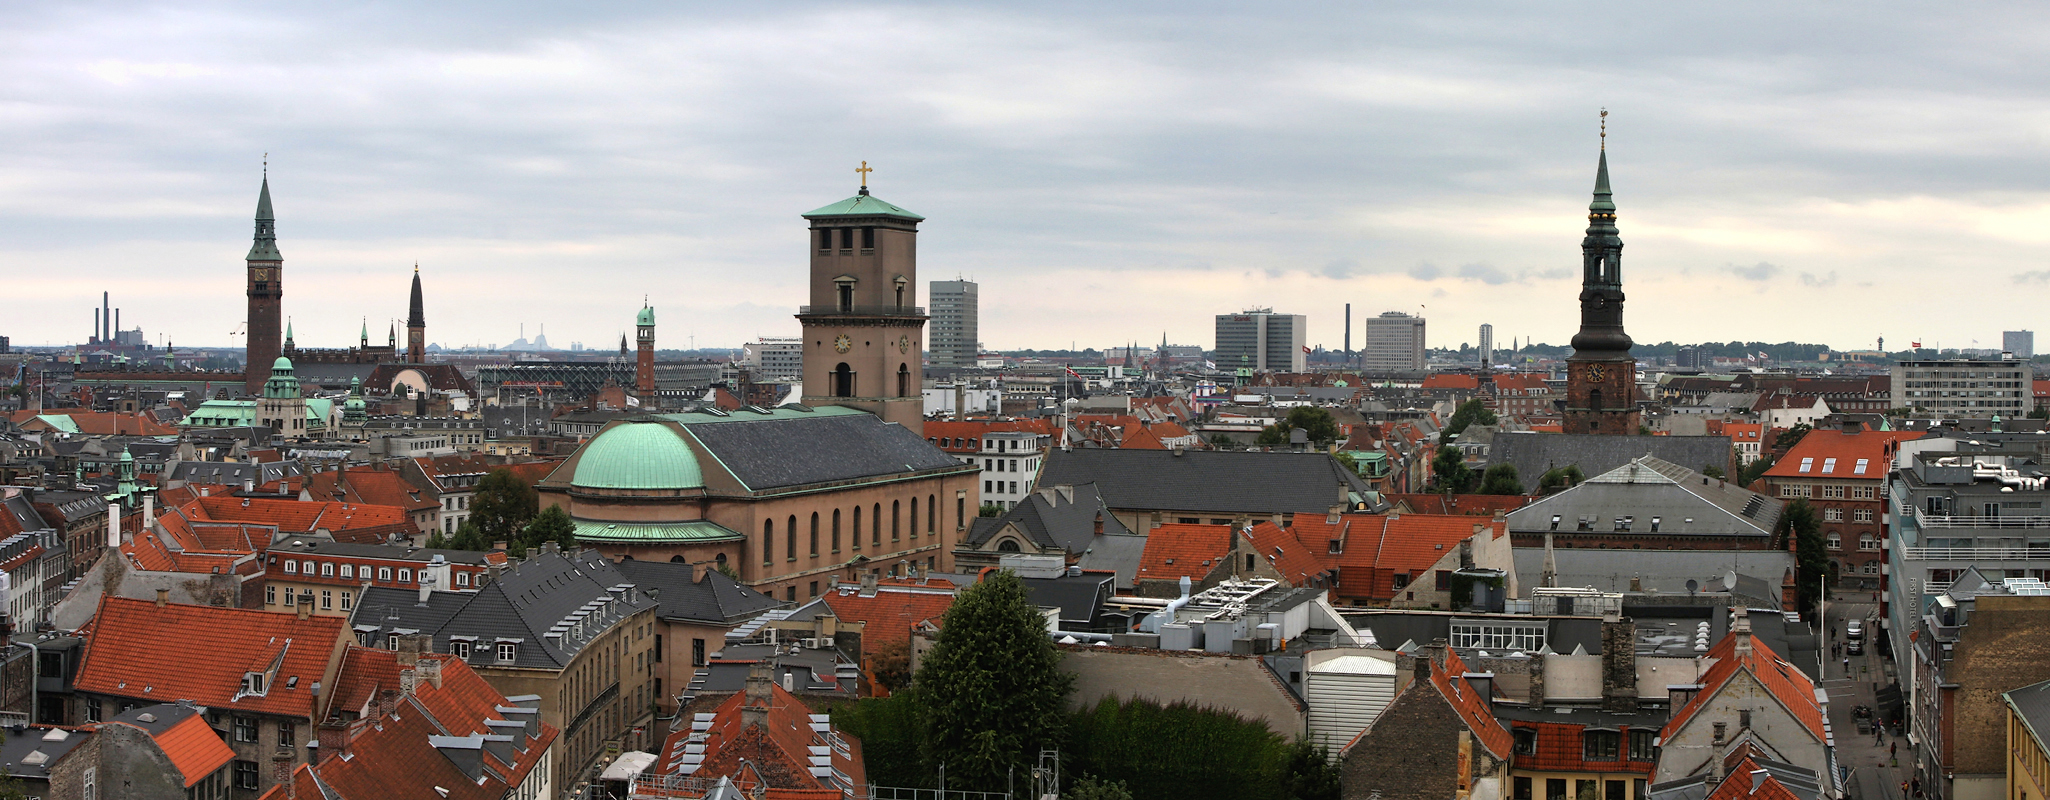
[1563,112,1641,435]
[244,169,283,395]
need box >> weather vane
[856,160,873,189]
[1600,108,1607,150]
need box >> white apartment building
[976,431,1044,510]
[1892,356,2027,419]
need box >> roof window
[1822,458,1838,474]
[1798,458,1814,473]
[1854,458,1870,475]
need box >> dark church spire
[406,264,426,362]
[407,264,426,328]
[247,174,281,261]
[1569,112,1631,359]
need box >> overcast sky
[6,2,2049,354]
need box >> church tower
[635,303,656,400]
[1563,115,1641,435]
[244,174,283,395]
[797,165,926,433]
[406,266,427,363]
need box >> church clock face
[1583,365,1607,382]
[898,335,910,354]
[253,268,270,281]
[834,334,853,353]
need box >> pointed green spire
[286,319,294,341]
[360,317,369,344]
[256,175,274,221]
[1589,149,1614,214]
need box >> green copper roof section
[285,320,294,341]
[569,518,744,543]
[571,420,705,490]
[637,305,655,326]
[248,175,281,261]
[802,192,924,221]
[33,415,80,434]
[1589,149,1614,213]
[256,176,275,221]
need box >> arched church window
[834,363,854,398]
[898,363,910,397]
[997,539,1021,553]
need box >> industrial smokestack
[103,292,110,344]
[115,308,120,340]
[1345,303,1351,357]
[93,308,101,344]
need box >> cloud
[1728,262,1781,281]
[2015,271,2050,284]
[1322,258,1358,279]
[1408,263,1442,281]
[1458,262,1513,285]
[1799,271,1838,287]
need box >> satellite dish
[1685,579,1699,595]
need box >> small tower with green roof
[258,356,308,439]
[636,302,657,401]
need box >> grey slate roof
[613,559,786,624]
[271,535,500,565]
[0,723,87,783]
[168,459,306,486]
[1038,449,1372,515]
[1077,533,1147,590]
[2007,678,2050,765]
[677,412,970,491]
[1484,431,1733,494]
[1019,573,1114,627]
[1506,456,1782,540]
[1511,547,1795,604]
[351,549,657,671]
[966,483,1130,551]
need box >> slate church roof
[1485,431,1732,495]
[1038,449,1372,515]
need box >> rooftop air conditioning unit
[802,638,820,649]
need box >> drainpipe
[1141,576,1193,634]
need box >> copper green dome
[272,356,293,371]
[571,421,703,490]
[637,305,655,326]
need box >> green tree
[469,468,539,545]
[1475,463,1523,496]
[1279,739,1342,800]
[1784,499,1827,614]
[1067,776,1136,800]
[1065,696,1288,800]
[1740,456,1776,486]
[1439,399,1497,444]
[979,503,1005,518]
[1775,423,1813,451]
[917,570,1073,791]
[1537,465,1585,495]
[426,529,449,549]
[1207,434,1237,450]
[523,505,577,550]
[2029,407,2049,421]
[832,692,930,788]
[1256,407,1343,449]
[1701,464,1726,480]
[1432,447,1476,494]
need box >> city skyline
[5,3,2049,353]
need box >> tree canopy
[1784,499,1827,614]
[1475,463,1523,495]
[1439,399,1497,444]
[468,468,539,544]
[1256,407,1343,448]
[916,570,1073,791]
[1537,465,1586,494]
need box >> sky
[5,2,2050,355]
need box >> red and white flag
[1064,367,1082,379]
[1302,345,1311,354]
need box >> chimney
[142,493,154,530]
[1093,512,1104,536]
[106,502,119,549]
[1732,607,1753,657]
[155,588,168,608]
[742,662,773,730]
[244,477,255,494]
[399,668,417,696]
[296,601,312,620]
[418,657,442,689]
[692,560,713,582]
[1707,722,1728,786]
[1600,612,1639,713]
[397,633,428,667]
[860,571,879,596]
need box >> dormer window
[242,672,267,696]
[283,561,297,574]
[497,643,516,662]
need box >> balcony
[1915,515,2050,530]
[797,305,926,318]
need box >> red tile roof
[1508,719,1655,774]
[1325,514,1505,602]
[275,649,558,800]
[1661,624,1825,745]
[1431,648,1512,757]
[820,583,957,655]
[1421,375,1481,391]
[188,495,412,543]
[302,468,438,514]
[1762,428,1921,480]
[1705,755,1804,800]
[5,410,178,436]
[1241,522,1331,586]
[1136,524,1234,582]
[143,713,238,787]
[1489,374,1550,394]
[651,680,865,793]
[75,596,348,718]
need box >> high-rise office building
[1362,311,1425,372]
[743,337,805,380]
[2004,330,2035,359]
[1215,309,1306,372]
[1478,323,1494,369]
[929,280,979,370]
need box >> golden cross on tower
[1600,108,1607,150]
[855,161,873,188]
